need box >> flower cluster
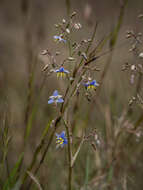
[46,15,99,148]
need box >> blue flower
[55,67,69,78]
[48,90,64,104]
[56,131,68,148]
[84,80,99,90]
[53,35,66,43]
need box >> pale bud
[62,19,66,24]
[66,28,70,34]
[139,52,143,58]
[74,23,82,30]
[131,65,136,71]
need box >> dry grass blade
[71,135,84,167]
[27,171,43,190]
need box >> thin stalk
[72,22,98,78]
[63,119,72,190]
[22,0,33,145]
[65,0,71,17]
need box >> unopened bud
[139,52,143,58]
[66,28,70,34]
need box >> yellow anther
[87,85,96,90]
[57,72,66,78]
[56,137,64,145]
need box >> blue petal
[54,36,66,43]
[48,99,54,104]
[90,81,95,85]
[59,67,64,72]
[92,80,99,86]
[94,81,99,86]
[57,67,69,73]
[63,138,68,144]
[55,69,60,73]
[56,133,60,138]
[60,38,66,43]
[56,98,64,103]
[84,83,89,87]
[60,131,66,138]
[64,69,69,73]
[85,80,98,87]
[53,90,59,96]
[54,35,59,40]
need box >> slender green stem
[63,119,72,190]
[65,0,71,17]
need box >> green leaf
[24,105,38,142]
[3,153,24,190]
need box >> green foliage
[3,153,23,190]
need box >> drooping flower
[48,90,64,104]
[53,35,66,43]
[55,67,69,78]
[56,131,68,148]
[84,80,99,90]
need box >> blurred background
[0,0,143,189]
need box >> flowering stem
[63,119,72,190]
